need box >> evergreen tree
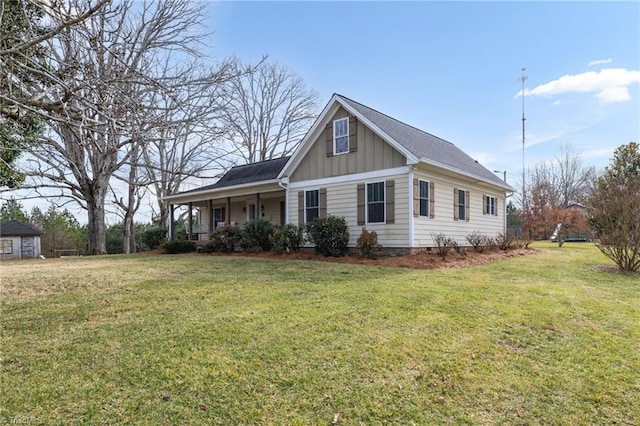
[0,197,30,223]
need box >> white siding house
[163,94,513,251]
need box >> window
[458,189,467,221]
[305,189,319,223]
[419,180,430,217]
[367,182,385,223]
[333,117,349,154]
[485,196,496,216]
[1,239,13,254]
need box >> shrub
[452,240,465,255]
[305,215,350,257]
[587,142,640,272]
[161,240,197,254]
[207,225,243,253]
[140,225,167,250]
[495,232,516,251]
[241,219,275,251]
[432,233,455,258]
[355,227,382,259]
[273,224,303,254]
[466,231,489,253]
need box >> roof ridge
[335,94,455,147]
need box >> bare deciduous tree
[1,0,108,188]
[521,142,595,240]
[140,59,245,230]
[217,59,319,164]
[587,142,640,272]
[20,0,214,254]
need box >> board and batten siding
[290,107,406,182]
[290,173,410,247]
[412,170,506,246]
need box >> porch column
[169,204,175,240]
[188,202,193,240]
[208,199,214,235]
[226,197,231,224]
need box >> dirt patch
[591,264,640,276]
[163,247,537,270]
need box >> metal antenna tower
[520,67,527,212]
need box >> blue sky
[207,1,640,183]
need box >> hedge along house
[0,220,43,260]
[163,94,514,250]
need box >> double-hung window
[305,189,319,223]
[485,196,496,216]
[333,118,349,154]
[367,182,385,223]
[419,180,430,217]
[458,189,467,221]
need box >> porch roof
[164,157,290,203]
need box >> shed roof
[0,220,43,237]
[175,156,291,196]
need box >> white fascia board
[279,95,420,179]
[418,158,514,192]
[278,95,342,179]
[162,180,282,204]
[288,166,409,189]
[336,96,419,164]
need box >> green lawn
[1,243,638,424]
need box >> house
[163,94,514,252]
[0,220,43,260]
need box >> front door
[214,207,224,229]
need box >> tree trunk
[123,146,138,254]
[86,177,109,255]
[123,211,135,254]
[87,192,107,255]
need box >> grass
[1,242,639,424]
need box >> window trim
[333,117,349,155]
[485,195,497,216]
[1,239,13,255]
[419,179,430,217]
[366,181,386,224]
[304,188,320,223]
[458,188,467,221]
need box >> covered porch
[169,189,286,241]
[162,157,291,242]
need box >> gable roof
[0,220,43,237]
[172,156,291,196]
[281,94,512,191]
[338,95,510,188]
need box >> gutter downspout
[408,166,415,249]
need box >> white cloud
[516,68,640,104]
[588,58,613,67]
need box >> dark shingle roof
[176,156,291,195]
[337,95,511,189]
[0,220,43,237]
